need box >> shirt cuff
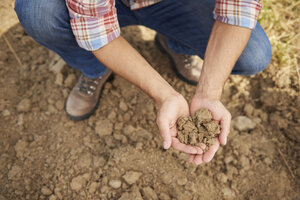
[68,4,120,51]
[213,0,262,29]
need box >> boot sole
[66,74,114,121]
[155,35,198,86]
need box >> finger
[219,113,231,145]
[172,138,198,154]
[189,155,195,163]
[170,126,177,137]
[202,138,220,163]
[198,143,206,151]
[193,154,203,165]
[156,118,172,149]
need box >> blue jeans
[15,0,272,79]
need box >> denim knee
[15,0,69,44]
[233,32,272,76]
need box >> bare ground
[0,24,299,200]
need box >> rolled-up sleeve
[213,0,262,29]
[66,0,120,51]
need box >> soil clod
[177,109,221,148]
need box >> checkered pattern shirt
[66,0,262,51]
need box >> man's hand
[188,94,231,165]
[156,94,204,155]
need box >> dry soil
[0,25,299,200]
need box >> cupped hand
[189,95,231,165]
[156,94,204,155]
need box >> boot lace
[77,76,101,96]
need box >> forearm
[92,36,178,104]
[196,21,251,99]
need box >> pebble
[216,173,228,184]
[142,186,158,200]
[70,175,86,191]
[78,152,92,169]
[159,193,171,200]
[264,157,272,165]
[49,195,57,200]
[119,101,128,112]
[55,100,65,111]
[108,179,121,189]
[222,187,235,199]
[177,176,188,186]
[243,103,254,117]
[55,73,64,86]
[239,155,250,170]
[2,109,10,117]
[89,182,98,193]
[8,164,22,180]
[232,116,256,131]
[108,110,117,121]
[64,74,76,88]
[17,98,31,112]
[41,186,52,195]
[95,119,113,137]
[122,171,142,185]
[93,156,106,168]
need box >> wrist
[195,76,223,100]
[154,87,181,106]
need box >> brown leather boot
[155,34,203,85]
[66,70,113,121]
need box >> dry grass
[259,0,300,92]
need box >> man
[14,0,272,165]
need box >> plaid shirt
[66,0,262,51]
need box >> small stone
[89,182,98,193]
[224,156,234,164]
[78,152,92,169]
[49,195,57,200]
[70,176,86,191]
[108,179,121,189]
[159,193,171,200]
[14,140,28,160]
[93,156,106,168]
[142,186,158,200]
[243,103,254,117]
[55,100,64,111]
[119,101,128,112]
[17,98,31,112]
[95,119,113,137]
[239,155,250,170]
[123,113,131,122]
[161,173,172,185]
[55,73,64,86]
[2,109,10,117]
[222,187,235,199]
[216,173,228,183]
[232,116,256,131]
[41,186,52,195]
[177,176,188,186]
[8,165,22,180]
[108,110,117,121]
[64,74,76,88]
[122,171,142,185]
[264,157,272,165]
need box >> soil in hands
[177,109,220,148]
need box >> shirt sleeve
[66,0,120,51]
[213,0,263,29]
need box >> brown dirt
[0,23,299,200]
[177,109,220,147]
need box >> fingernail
[163,141,169,149]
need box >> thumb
[157,118,172,149]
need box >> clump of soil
[177,109,220,147]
